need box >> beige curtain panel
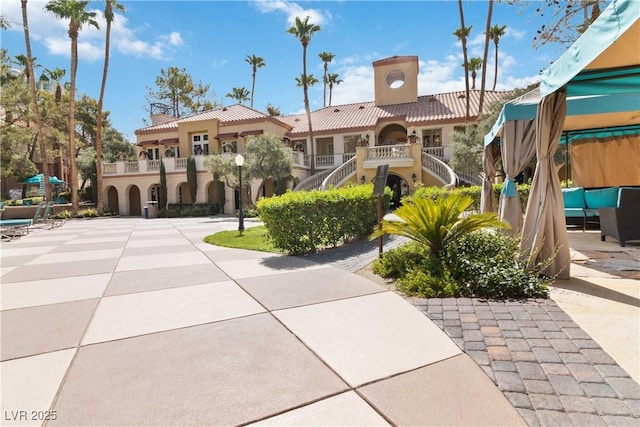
[498,119,537,234]
[480,144,498,213]
[521,90,571,280]
[571,135,640,188]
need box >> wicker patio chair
[600,187,640,247]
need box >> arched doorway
[378,124,408,146]
[387,173,409,208]
[129,185,141,216]
[106,186,119,214]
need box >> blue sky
[1,1,563,142]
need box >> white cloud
[2,0,185,62]
[330,65,374,106]
[252,0,330,28]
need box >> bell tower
[373,55,419,106]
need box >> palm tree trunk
[493,42,499,91]
[21,0,52,202]
[303,44,315,175]
[478,0,493,114]
[96,16,113,216]
[69,34,79,215]
[250,69,256,108]
[458,0,470,121]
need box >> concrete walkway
[1,217,524,426]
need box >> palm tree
[454,6,471,121]
[41,67,66,103]
[295,73,319,88]
[288,15,321,175]
[490,24,507,91]
[318,51,334,108]
[466,57,483,89]
[245,54,265,109]
[478,0,493,114]
[96,0,124,216]
[370,194,507,257]
[21,0,52,202]
[44,0,99,216]
[13,54,39,87]
[226,87,250,104]
[327,73,343,107]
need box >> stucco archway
[105,186,119,214]
[128,185,142,216]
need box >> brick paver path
[412,297,640,426]
[300,238,640,426]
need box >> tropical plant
[326,73,343,107]
[288,15,321,174]
[294,74,319,88]
[186,155,197,204]
[490,24,507,91]
[44,0,99,216]
[370,193,507,257]
[95,0,124,215]
[40,67,66,103]
[318,51,334,108]
[466,57,483,89]
[454,12,471,121]
[245,54,265,109]
[21,0,52,202]
[265,103,281,116]
[226,87,250,104]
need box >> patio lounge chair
[600,187,640,247]
[37,202,64,229]
[0,202,43,240]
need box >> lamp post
[235,154,245,233]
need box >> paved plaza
[1,216,638,426]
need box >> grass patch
[203,225,281,253]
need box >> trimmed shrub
[158,203,220,218]
[76,208,98,218]
[412,183,531,213]
[257,184,392,254]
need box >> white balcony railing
[148,160,160,171]
[422,146,445,160]
[421,151,458,189]
[125,161,139,173]
[175,158,187,169]
[366,145,412,160]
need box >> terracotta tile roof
[136,104,290,134]
[280,90,510,136]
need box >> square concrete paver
[1,298,99,361]
[51,314,348,426]
[251,391,390,426]
[215,255,324,279]
[1,274,111,310]
[1,349,76,427]
[115,251,210,272]
[238,267,385,310]
[82,281,265,345]
[0,258,117,283]
[25,248,123,265]
[274,291,461,386]
[359,354,526,426]
[105,264,230,296]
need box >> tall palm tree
[318,51,334,108]
[96,0,124,216]
[288,16,320,175]
[466,58,483,89]
[244,54,265,109]
[454,5,471,121]
[490,24,507,91]
[294,73,319,88]
[21,0,52,202]
[478,0,493,114]
[226,87,250,104]
[327,73,343,107]
[44,0,98,216]
[13,54,39,87]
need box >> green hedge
[412,183,531,213]
[257,184,392,255]
[158,203,220,218]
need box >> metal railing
[421,151,458,189]
[320,156,357,190]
